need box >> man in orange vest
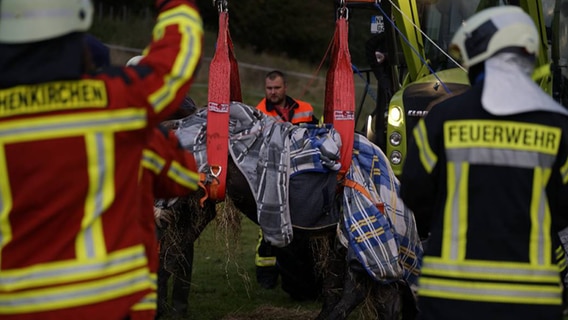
[255,70,319,293]
[256,70,318,124]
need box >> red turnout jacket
[130,126,199,319]
[0,1,203,319]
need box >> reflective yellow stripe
[0,109,147,143]
[0,266,151,314]
[150,5,203,113]
[421,257,561,283]
[77,133,115,260]
[442,162,458,260]
[131,291,157,311]
[560,156,568,184]
[530,167,552,266]
[0,245,147,291]
[0,146,12,268]
[255,255,276,267]
[168,161,199,191]
[142,149,166,175]
[457,162,468,261]
[418,276,562,305]
[413,120,437,173]
[556,246,567,272]
[255,230,276,267]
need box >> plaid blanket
[341,134,423,286]
[175,102,422,285]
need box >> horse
[160,102,423,319]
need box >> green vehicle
[339,0,568,175]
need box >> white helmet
[449,6,539,69]
[0,0,93,44]
[126,55,144,67]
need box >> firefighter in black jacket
[401,6,568,320]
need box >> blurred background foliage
[90,0,382,131]
[91,0,380,66]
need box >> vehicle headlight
[390,151,402,165]
[389,131,402,146]
[388,106,403,127]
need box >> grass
[164,205,323,320]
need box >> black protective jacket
[401,81,568,320]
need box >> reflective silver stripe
[168,162,199,190]
[150,5,202,113]
[0,147,10,266]
[132,291,157,311]
[0,248,146,289]
[446,148,556,168]
[421,259,560,282]
[142,150,165,174]
[0,271,151,309]
[530,167,552,265]
[292,111,313,121]
[446,162,464,261]
[150,27,197,111]
[83,133,107,259]
[0,113,146,140]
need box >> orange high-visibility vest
[256,97,314,124]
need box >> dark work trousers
[255,230,279,289]
[276,229,322,301]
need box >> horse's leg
[170,243,194,316]
[399,280,419,320]
[323,262,372,320]
[157,192,217,316]
[226,157,258,224]
[315,241,347,320]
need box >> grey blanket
[175,102,342,247]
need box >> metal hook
[213,0,228,12]
[337,5,349,20]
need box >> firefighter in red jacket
[136,124,200,320]
[0,0,203,319]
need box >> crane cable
[373,2,452,94]
[385,0,467,73]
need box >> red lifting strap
[206,11,242,201]
[324,16,355,175]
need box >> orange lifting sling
[324,3,355,175]
[206,0,242,200]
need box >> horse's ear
[167,96,197,121]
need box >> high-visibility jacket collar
[257,96,314,124]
